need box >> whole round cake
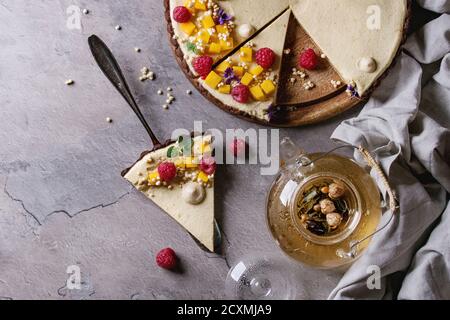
[165,0,410,126]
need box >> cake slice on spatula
[122,135,216,252]
[88,35,218,252]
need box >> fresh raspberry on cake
[173,6,192,23]
[158,162,177,182]
[231,84,250,103]
[156,248,178,270]
[200,156,216,175]
[255,48,276,69]
[299,48,318,70]
[193,56,214,77]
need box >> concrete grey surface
[0,0,377,300]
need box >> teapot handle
[336,146,399,259]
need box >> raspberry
[173,6,192,23]
[255,48,276,69]
[298,48,318,70]
[200,156,216,175]
[229,138,247,158]
[231,84,250,103]
[157,162,177,182]
[192,56,214,77]
[156,248,177,270]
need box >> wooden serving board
[164,0,410,127]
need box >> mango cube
[216,61,231,73]
[204,71,222,89]
[148,171,160,184]
[197,29,210,43]
[184,157,199,168]
[250,65,264,76]
[250,85,266,101]
[240,72,254,86]
[240,47,253,63]
[261,80,276,95]
[197,171,209,183]
[174,158,186,169]
[218,85,231,94]
[202,15,215,29]
[180,21,196,36]
[220,38,234,51]
[184,0,196,13]
[232,66,244,76]
[194,0,207,10]
[208,42,221,54]
[216,25,229,34]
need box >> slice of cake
[122,135,216,252]
[198,9,291,122]
[169,0,289,76]
[290,0,408,96]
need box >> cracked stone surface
[0,0,365,299]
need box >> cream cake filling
[290,0,408,95]
[124,135,215,252]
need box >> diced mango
[208,42,221,54]
[197,171,209,183]
[240,47,253,63]
[180,21,196,36]
[183,0,196,13]
[209,34,219,44]
[250,85,266,101]
[215,61,231,73]
[218,85,231,94]
[232,66,244,77]
[261,80,276,95]
[202,15,215,29]
[250,65,264,76]
[174,158,187,169]
[204,71,222,89]
[216,25,229,34]
[184,157,199,168]
[220,38,234,51]
[148,171,160,184]
[240,72,254,86]
[197,29,210,43]
[194,0,207,10]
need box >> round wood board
[164,0,410,127]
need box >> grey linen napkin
[328,1,450,300]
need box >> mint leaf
[186,42,197,54]
[167,146,181,158]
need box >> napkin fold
[329,2,450,300]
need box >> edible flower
[217,8,233,25]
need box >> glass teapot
[266,137,398,269]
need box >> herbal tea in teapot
[266,138,386,269]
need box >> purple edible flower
[224,67,238,84]
[346,84,360,98]
[217,8,233,25]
